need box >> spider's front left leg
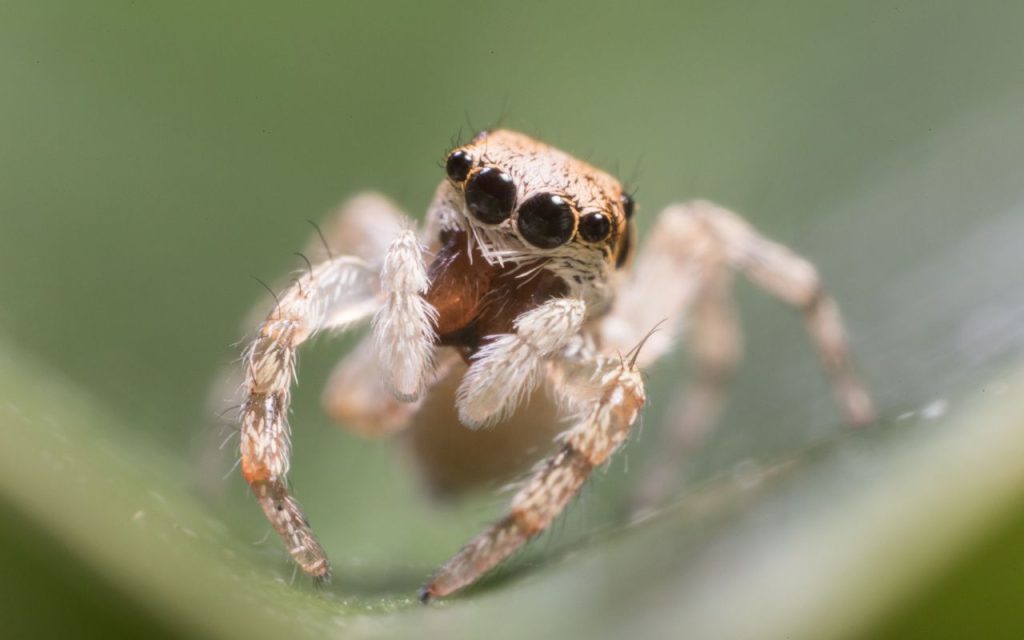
[606,200,874,510]
[420,349,646,601]
[696,200,874,424]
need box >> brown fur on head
[430,130,635,286]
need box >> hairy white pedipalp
[372,229,438,401]
[456,297,586,428]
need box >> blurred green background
[2,1,1024,638]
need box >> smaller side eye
[578,212,611,243]
[620,193,635,219]
[446,150,474,182]
[465,167,516,224]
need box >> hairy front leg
[240,255,377,582]
[420,356,646,601]
[199,193,408,494]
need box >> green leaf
[2,2,1023,638]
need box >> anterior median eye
[578,211,611,243]
[465,167,516,224]
[516,193,576,249]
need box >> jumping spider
[237,129,874,601]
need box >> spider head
[440,129,635,270]
[424,130,636,354]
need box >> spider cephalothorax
[421,130,633,361]
[233,129,874,601]
[438,130,632,269]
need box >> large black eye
[578,212,611,243]
[445,150,473,182]
[620,192,635,219]
[465,167,516,224]
[516,193,575,249]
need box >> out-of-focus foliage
[1,1,1023,638]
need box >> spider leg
[199,193,410,491]
[455,297,586,428]
[323,338,462,437]
[420,354,645,601]
[311,192,412,266]
[604,200,873,510]
[240,254,379,582]
[684,200,874,424]
[631,265,742,509]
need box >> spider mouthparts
[425,230,494,341]
[424,230,568,357]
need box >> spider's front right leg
[240,254,379,582]
[240,195,442,582]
